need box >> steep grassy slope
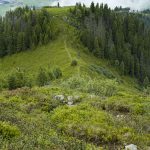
[0,7,150,150]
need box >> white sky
[53,0,150,10]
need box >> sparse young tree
[120,61,125,76]
[37,68,48,86]
[143,76,149,88]
[90,2,95,13]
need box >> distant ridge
[0,0,10,4]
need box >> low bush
[37,67,62,86]
[52,67,62,79]
[71,60,78,66]
[0,78,8,90]
[37,67,49,86]
[143,87,150,95]
[92,95,148,115]
[7,68,31,90]
[62,76,86,89]
[62,76,118,97]
[0,121,20,139]
[50,104,134,145]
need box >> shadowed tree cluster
[0,6,57,57]
[70,2,150,84]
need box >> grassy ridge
[0,7,108,82]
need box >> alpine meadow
[0,1,150,150]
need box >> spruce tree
[57,2,60,8]
[94,37,100,56]
[120,61,125,76]
[17,33,23,52]
[44,34,49,44]
[90,2,95,13]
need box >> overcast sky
[54,0,150,10]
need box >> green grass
[45,6,74,16]
[0,6,150,150]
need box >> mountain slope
[0,7,150,150]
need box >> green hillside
[0,7,150,150]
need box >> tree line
[70,2,150,84]
[0,6,57,57]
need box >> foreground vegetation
[0,5,150,150]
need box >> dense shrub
[39,99,63,112]
[52,67,62,79]
[143,76,149,88]
[0,78,8,90]
[51,104,125,145]
[62,76,86,89]
[143,87,150,95]
[37,67,62,86]
[0,121,20,139]
[62,76,118,96]
[94,94,148,115]
[47,71,55,80]
[37,68,49,86]
[7,68,31,90]
[71,60,78,66]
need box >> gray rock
[68,101,73,106]
[67,96,74,102]
[125,144,137,150]
[54,95,65,101]
[116,115,125,119]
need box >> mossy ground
[0,7,150,150]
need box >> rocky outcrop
[53,94,81,106]
[125,144,137,150]
[54,95,65,101]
